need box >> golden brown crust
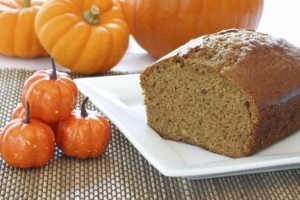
[140,29,300,158]
[246,95,300,156]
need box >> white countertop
[0,0,299,73]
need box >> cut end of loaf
[140,58,256,158]
[140,29,300,158]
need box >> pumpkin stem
[82,5,100,25]
[50,57,57,80]
[25,101,30,124]
[81,97,89,117]
[23,0,31,8]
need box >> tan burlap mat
[0,68,300,200]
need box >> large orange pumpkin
[121,0,264,58]
[0,0,47,58]
[34,0,130,74]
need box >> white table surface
[0,0,299,73]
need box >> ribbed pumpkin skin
[0,118,55,168]
[21,69,79,123]
[122,0,264,58]
[0,0,47,58]
[35,0,130,74]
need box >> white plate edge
[74,75,300,178]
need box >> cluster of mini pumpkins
[0,0,264,74]
[0,58,111,168]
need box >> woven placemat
[1,68,300,200]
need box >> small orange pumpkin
[34,0,130,74]
[121,0,264,58]
[0,102,55,168]
[56,97,111,159]
[11,103,25,120]
[0,0,47,57]
[11,103,60,132]
[21,57,78,123]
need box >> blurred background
[0,0,299,72]
[257,0,300,47]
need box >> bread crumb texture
[140,29,300,158]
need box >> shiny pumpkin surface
[121,0,264,58]
[56,110,111,159]
[0,118,55,168]
[11,103,60,132]
[0,0,47,57]
[34,0,130,74]
[21,68,78,123]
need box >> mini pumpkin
[0,102,55,168]
[34,0,130,74]
[21,57,78,123]
[0,0,48,57]
[56,97,111,159]
[121,0,264,58]
[11,103,60,132]
[11,103,25,120]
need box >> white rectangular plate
[74,74,300,179]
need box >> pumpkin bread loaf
[140,29,300,158]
